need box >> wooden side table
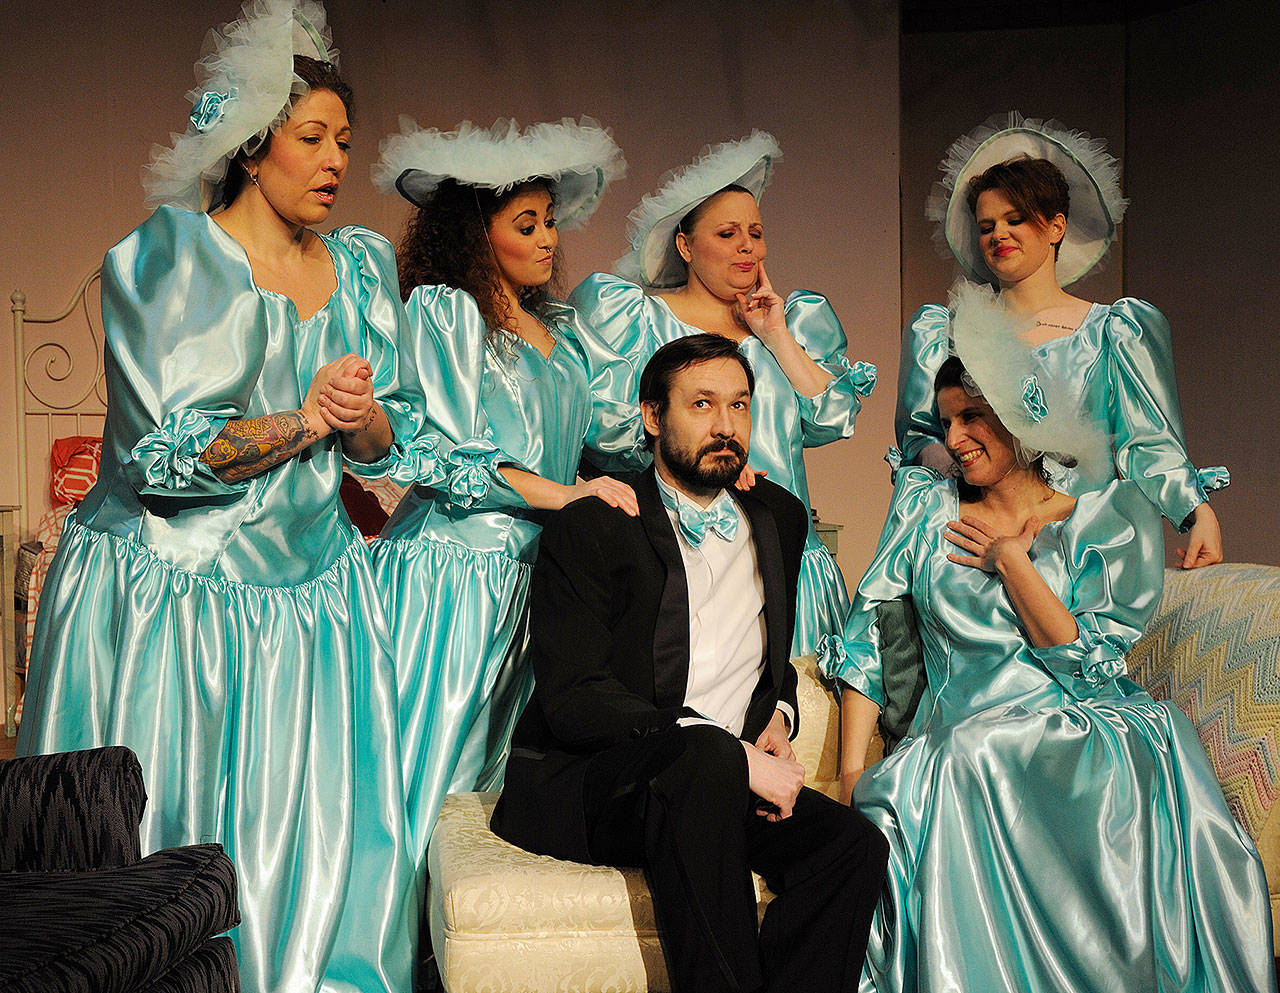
[815,521,844,558]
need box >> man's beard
[658,435,748,494]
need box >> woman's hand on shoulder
[945,515,1040,573]
[567,475,639,517]
[1177,502,1223,569]
[735,261,791,346]
[733,463,767,491]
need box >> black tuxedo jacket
[491,466,809,862]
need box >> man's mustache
[699,438,747,460]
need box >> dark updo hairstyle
[218,56,354,211]
[933,355,1048,498]
[396,178,564,340]
[965,155,1070,259]
[639,333,755,450]
[676,183,754,240]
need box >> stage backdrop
[0,0,902,585]
[900,0,1279,567]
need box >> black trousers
[581,724,889,993]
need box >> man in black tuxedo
[491,334,887,993]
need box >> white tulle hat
[372,117,625,229]
[143,0,337,212]
[948,279,1112,488]
[617,131,781,289]
[927,112,1128,287]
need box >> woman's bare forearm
[200,410,323,482]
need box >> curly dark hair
[217,56,353,211]
[396,178,564,339]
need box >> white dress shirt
[656,474,791,738]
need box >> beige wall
[1124,0,1280,567]
[901,6,1279,566]
[0,0,901,581]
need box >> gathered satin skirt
[855,694,1276,993]
[372,533,534,863]
[793,531,851,658]
[19,518,417,993]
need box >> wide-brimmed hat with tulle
[372,117,625,229]
[927,112,1128,287]
[616,131,781,289]
[143,0,337,212]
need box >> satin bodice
[896,297,1212,529]
[568,273,876,525]
[75,207,413,585]
[824,468,1165,732]
[381,286,645,561]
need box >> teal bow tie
[661,485,740,547]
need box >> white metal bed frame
[5,269,106,735]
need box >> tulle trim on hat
[371,117,625,229]
[142,0,336,213]
[926,112,1129,287]
[948,278,1113,488]
[615,130,781,289]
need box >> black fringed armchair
[0,746,241,993]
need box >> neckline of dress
[204,212,340,323]
[1026,301,1103,350]
[949,479,1083,544]
[650,293,753,345]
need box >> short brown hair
[965,155,1069,256]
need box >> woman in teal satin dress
[823,355,1274,993]
[17,12,418,992]
[898,114,1226,568]
[570,132,876,657]
[370,118,645,859]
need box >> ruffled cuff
[1029,631,1129,700]
[884,447,904,483]
[1196,465,1230,494]
[438,438,529,510]
[387,434,447,487]
[796,358,877,445]
[816,634,885,706]
[128,410,241,496]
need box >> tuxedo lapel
[733,487,789,690]
[637,468,692,710]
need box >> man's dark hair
[638,333,755,449]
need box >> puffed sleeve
[103,207,256,501]
[785,291,876,447]
[1104,299,1223,530]
[817,467,940,703]
[554,304,649,474]
[327,225,432,479]
[1028,479,1165,699]
[393,284,526,509]
[567,272,659,368]
[894,304,952,470]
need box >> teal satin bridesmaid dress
[371,285,646,861]
[18,206,418,993]
[569,272,877,656]
[895,296,1226,527]
[821,468,1275,993]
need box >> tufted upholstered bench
[427,564,1280,992]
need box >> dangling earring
[248,170,260,187]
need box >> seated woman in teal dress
[17,6,420,992]
[822,354,1275,993]
[370,118,646,859]
[568,132,877,657]
[897,113,1226,568]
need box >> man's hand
[741,740,804,822]
[754,709,794,762]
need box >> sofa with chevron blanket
[425,563,1280,993]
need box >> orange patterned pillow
[49,436,102,506]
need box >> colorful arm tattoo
[200,411,319,483]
